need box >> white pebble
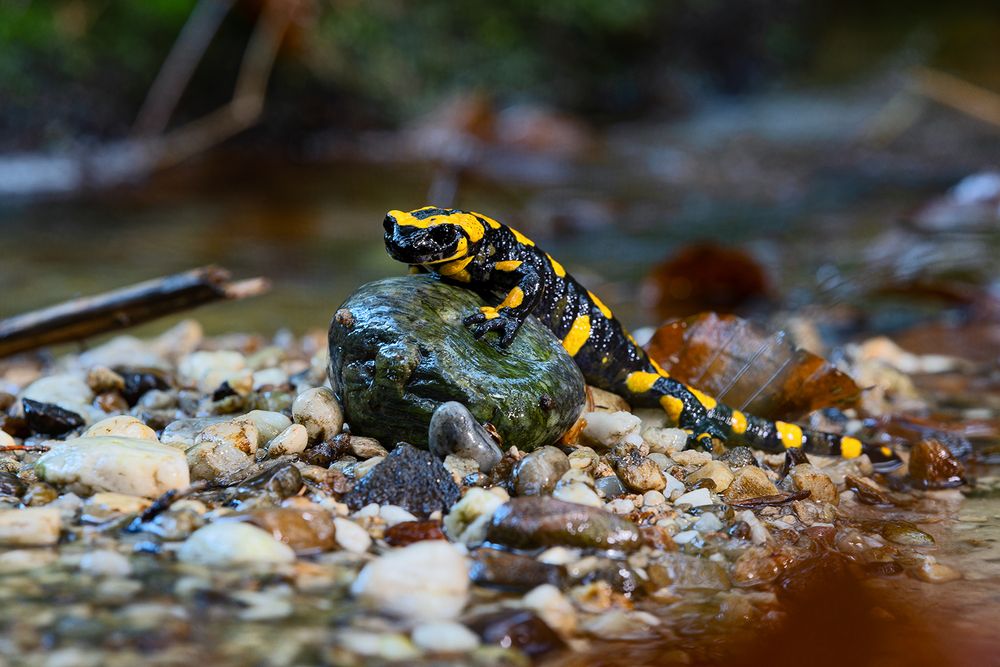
[177,350,247,392]
[536,547,582,566]
[443,487,507,545]
[264,423,309,457]
[0,508,61,546]
[737,509,770,545]
[333,517,372,553]
[252,367,288,390]
[351,541,469,620]
[672,530,700,545]
[178,522,295,566]
[83,416,157,442]
[234,410,292,446]
[582,411,641,447]
[411,621,480,653]
[694,512,724,533]
[20,374,94,421]
[673,488,714,507]
[553,481,604,508]
[641,426,687,454]
[79,549,132,577]
[642,490,666,506]
[292,387,344,443]
[379,505,418,527]
[606,498,635,514]
[663,473,686,498]
[522,583,577,635]
[0,430,14,448]
[36,437,189,498]
[186,421,259,481]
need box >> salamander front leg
[463,265,542,348]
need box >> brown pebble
[908,438,965,489]
[384,520,446,547]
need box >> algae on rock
[328,276,585,451]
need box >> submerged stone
[328,276,585,451]
[486,496,641,551]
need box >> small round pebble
[79,549,132,577]
[643,490,666,506]
[292,387,344,443]
[334,517,373,553]
[411,621,481,653]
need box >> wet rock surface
[429,401,503,472]
[486,496,641,551]
[328,276,586,450]
[345,443,460,515]
[513,445,570,495]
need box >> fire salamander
[383,206,901,469]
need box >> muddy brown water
[2,153,999,664]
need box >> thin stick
[910,67,1000,128]
[0,266,270,358]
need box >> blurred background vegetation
[2,0,997,152]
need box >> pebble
[349,437,389,459]
[36,436,190,498]
[444,487,508,545]
[909,438,965,489]
[0,508,61,546]
[467,609,565,656]
[594,475,626,499]
[85,366,126,394]
[670,450,712,467]
[724,466,780,502]
[334,517,373,553]
[235,410,292,446]
[790,463,839,504]
[237,507,338,553]
[177,350,247,393]
[641,426,687,454]
[252,367,288,390]
[614,453,666,493]
[79,549,132,577]
[178,521,296,566]
[693,512,724,533]
[673,488,714,507]
[0,431,15,450]
[663,473,686,498]
[881,520,935,546]
[346,443,460,516]
[487,496,641,551]
[673,530,700,545]
[428,402,503,473]
[186,420,259,481]
[159,417,229,449]
[513,446,571,496]
[647,452,671,470]
[910,555,962,583]
[379,505,419,526]
[737,509,770,545]
[719,446,757,469]
[523,583,577,635]
[470,548,564,591]
[262,423,309,458]
[411,621,481,653]
[607,497,636,514]
[553,481,604,508]
[292,387,344,443]
[22,399,86,436]
[81,493,151,523]
[582,411,641,448]
[20,374,94,419]
[352,455,384,479]
[686,461,734,492]
[642,490,666,506]
[83,416,158,441]
[351,541,469,620]
[338,631,421,661]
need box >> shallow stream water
[2,144,999,662]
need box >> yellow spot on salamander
[775,421,804,449]
[730,410,747,435]
[649,358,670,377]
[498,287,524,310]
[439,255,473,276]
[880,446,893,458]
[392,208,487,243]
[547,254,566,277]
[561,315,591,356]
[840,437,863,459]
[494,260,523,272]
[479,306,499,320]
[659,395,684,423]
[509,226,535,246]
[688,387,717,410]
[476,212,503,229]
[625,371,660,394]
[588,291,612,318]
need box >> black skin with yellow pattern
[384,206,901,470]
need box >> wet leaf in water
[908,438,966,490]
[645,312,860,421]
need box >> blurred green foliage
[0,0,996,150]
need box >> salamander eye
[383,214,396,234]
[428,225,456,246]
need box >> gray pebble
[429,402,503,473]
[513,446,570,496]
[595,475,626,499]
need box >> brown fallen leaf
[645,312,861,421]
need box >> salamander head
[383,206,486,265]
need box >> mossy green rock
[328,276,585,451]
